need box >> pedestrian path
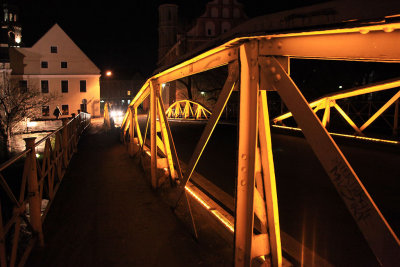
[26,124,227,266]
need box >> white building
[9,23,101,118]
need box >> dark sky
[8,0,325,79]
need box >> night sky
[7,0,326,79]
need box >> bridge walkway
[25,122,226,267]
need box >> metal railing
[0,112,91,267]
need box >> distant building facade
[155,0,246,110]
[9,24,101,118]
[100,72,145,113]
[157,0,247,67]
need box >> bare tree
[0,79,55,158]
[177,66,228,107]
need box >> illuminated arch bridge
[165,100,211,120]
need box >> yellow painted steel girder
[121,20,400,267]
[165,100,211,120]
[273,77,400,124]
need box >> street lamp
[105,70,112,77]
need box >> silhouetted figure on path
[53,106,61,119]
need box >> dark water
[162,119,399,267]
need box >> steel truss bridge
[121,17,400,267]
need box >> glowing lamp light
[200,91,205,95]
[105,71,112,77]
[27,121,37,127]
[15,36,21,44]
[110,110,123,118]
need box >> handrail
[0,112,91,267]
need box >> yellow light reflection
[272,125,400,144]
[185,186,234,233]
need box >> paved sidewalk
[26,123,227,266]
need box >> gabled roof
[15,23,100,74]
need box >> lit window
[61,61,67,68]
[42,106,50,116]
[122,100,125,103]
[41,61,48,68]
[51,46,57,53]
[127,90,131,96]
[80,80,86,92]
[62,105,69,115]
[41,80,49,93]
[61,80,68,93]
[128,100,131,104]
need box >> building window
[222,21,231,33]
[222,8,230,18]
[41,80,49,93]
[205,21,215,36]
[51,46,58,53]
[62,105,69,115]
[42,106,50,116]
[19,80,27,93]
[233,8,240,18]
[127,90,131,96]
[80,80,86,92]
[211,7,218,18]
[41,61,48,68]
[61,80,68,93]
[61,61,67,68]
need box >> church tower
[158,4,178,63]
[1,3,22,47]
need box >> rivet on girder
[274,74,281,82]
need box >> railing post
[129,106,135,157]
[24,137,44,247]
[62,118,69,167]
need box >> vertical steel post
[150,81,158,189]
[129,106,135,157]
[62,118,69,167]
[24,137,44,247]
[235,41,259,267]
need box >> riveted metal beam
[259,24,400,62]
[260,56,400,266]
